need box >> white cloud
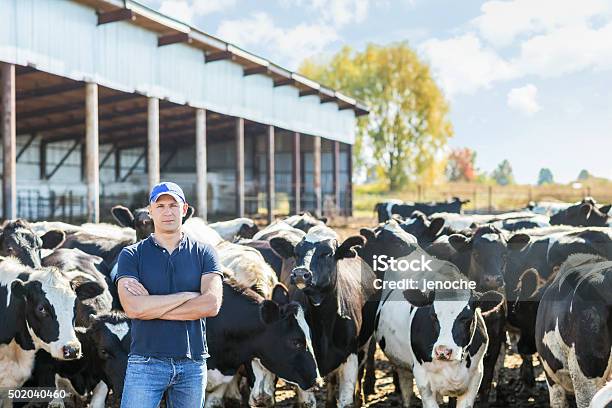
[472,0,611,47]
[507,84,541,115]
[419,33,517,97]
[158,0,236,24]
[217,12,339,69]
[280,0,377,27]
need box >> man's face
[149,195,188,233]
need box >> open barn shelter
[0,0,366,224]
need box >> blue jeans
[120,354,207,408]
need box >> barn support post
[195,108,207,221]
[147,97,160,192]
[292,132,301,214]
[333,140,340,215]
[85,82,100,223]
[313,135,322,217]
[266,125,275,223]
[1,63,16,220]
[235,117,245,217]
[347,143,353,216]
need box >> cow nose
[434,345,452,361]
[62,343,81,360]
[291,268,312,288]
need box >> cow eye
[100,349,109,358]
[291,339,305,349]
[37,305,48,317]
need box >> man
[115,182,223,408]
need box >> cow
[26,312,130,408]
[535,254,612,408]
[270,224,375,408]
[0,257,104,388]
[550,200,611,227]
[282,212,327,233]
[209,218,259,241]
[396,211,447,248]
[205,282,320,408]
[363,221,504,408]
[0,219,66,268]
[375,197,469,223]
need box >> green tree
[537,168,554,185]
[491,159,515,186]
[300,43,453,190]
[578,169,590,180]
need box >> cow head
[448,226,530,291]
[399,211,446,247]
[403,288,504,362]
[237,220,260,240]
[0,219,65,268]
[511,268,547,355]
[358,219,419,272]
[112,205,195,241]
[276,225,363,306]
[10,263,104,360]
[84,312,130,396]
[283,212,326,233]
[550,201,611,227]
[257,284,319,391]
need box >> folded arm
[158,273,223,320]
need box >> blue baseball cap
[149,182,186,204]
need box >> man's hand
[122,279,149,296]
[158,274,223,321]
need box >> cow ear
[580,203,593,218]
[111,206,135,228]
[359,228,376,242]
[270,237,297,259]
[516,268,541,301]
[507,233,530,251]
[473,290,505,317]
[72,281,104,301]
[260,300,281,324]
[428,218,445,237]
[600,204,611,214]
[271,284,290,305]
[40,230,66,250]
[448,234,470,252]
[183,206,195,223]
[402,289,434,307]
[318,216,328,224]
[335,235,366,260]
[11,279,27,298]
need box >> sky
[140,0,612,184]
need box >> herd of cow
[0,196,611,408]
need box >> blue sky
[140,0,612,184]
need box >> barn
[0,0,367,223]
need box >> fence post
[417,184,422,201]
[488,186,493,213]
[68,191,73,223]
[473,189,477,212]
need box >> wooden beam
[333,140,340,214]
[114,147,121,181]
[273,78,294,87]
[39,141,46,180]
[299,89,319,97]
[16,133,37,162]
[16,66,37,76]
[16,82,82,101]
[147,97,160,192]
[97,8,135,25]
[313,135,321,218]
[243,66,269,76]
[235,117,245,217]
[292,132,301,214]
[85,83,100,223]
[320,96,335,104]
[266,125,275,223]
[46,140,81,180]
[347,144,353,216]
[1,63,16,219]
[339,104,353,111]
[158,32,191,47]
[195,109,207,221]
[19,93,141,120]
[205,51,233,63]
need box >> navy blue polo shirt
[115,233,222,360]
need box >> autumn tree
[537,168,554,185]
[446,147,476,182]
[300,43,453,190]
[491,159,515,186]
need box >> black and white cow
[396,211,447,248]
[282,212,327,233]
[0,219,66,268]
[26,312,131,408]
[375,197,469,223]
[205,282,320,408]
[0,257,104,388]
[209,218,259,241]
[536,254,612,408]
[550,200,611,227]
[363,222,504,408]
